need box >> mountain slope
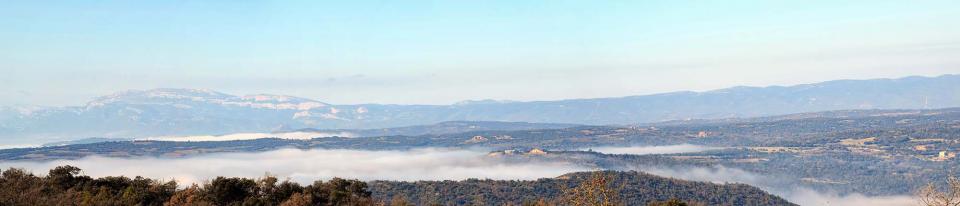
[1,74,958,145]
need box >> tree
[389,195,414,206]
[48,165,83,190]
[206,177,258,205]
[304,177,373,205]
[267,178,304,205]
[165,184,213,206]
[560,171,623,206]
[919,177,960,206]
[278,192,312,206]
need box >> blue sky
[2,0,959,106]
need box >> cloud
[0,148,588,185]
[584,144,717,155]
[637,165,770,186]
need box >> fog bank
[0,148,587,185]
[0,146,921,205]
[634,165,917,206]
[788,188,916,206]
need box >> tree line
[0,165,372,206]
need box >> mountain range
[1,74,958,146]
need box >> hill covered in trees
[0,166,793,206]
[371,171,794,206]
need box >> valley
[2,107,956,203]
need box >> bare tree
[918,177,960,206]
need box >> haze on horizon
[2,1,959,106]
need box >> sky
[1,0,959,106]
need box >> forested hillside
[0,166,793,206]
[371,171,794,206]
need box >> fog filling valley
[0,148,590,184]
[631,165,917,206]
[0,145,919,205]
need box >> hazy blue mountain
[1,74,958,145]
[295,121,580,137]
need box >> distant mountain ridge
[295,121,581,137]
[1,74,959,145]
